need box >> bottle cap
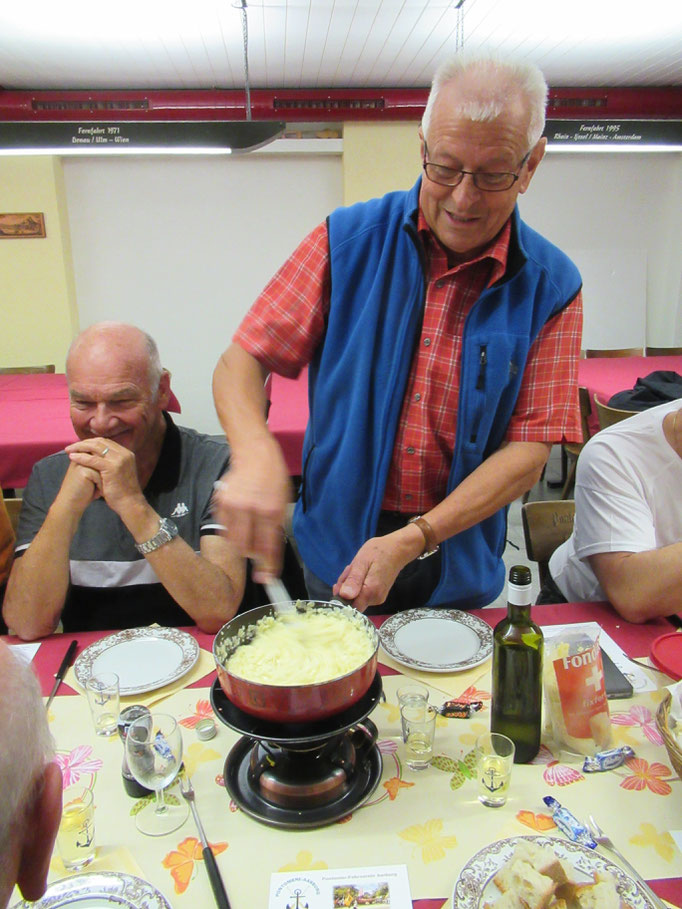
[196,718,217,741]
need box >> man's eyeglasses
[422,143,531,192]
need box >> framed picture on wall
[0,212,46,238]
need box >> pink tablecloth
[267,367,308,475]
[0,373,181,489]
[268,357,682,476]
[578,355,682,436]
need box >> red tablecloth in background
[267,367,308,475]
[578,355,682,436]
[0,373,181,489]
[268,357,682,476]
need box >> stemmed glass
[125,712,188,836]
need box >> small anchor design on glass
[76,816,94,849]
[482,764,506,793]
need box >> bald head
[67,323,163,397]
[65,322,171,463]
[0,642,61,907]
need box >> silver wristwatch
[134,517,179,554]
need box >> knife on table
[45,639,78,710]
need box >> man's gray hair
[0,646,55,868]
[421,53,548,150]
[143,331,164,400]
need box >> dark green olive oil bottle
[490,564,543,763]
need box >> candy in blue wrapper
[583,745,635,773]
[152,731,174,764]
[543,796,597,849]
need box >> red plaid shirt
[236,213,582,512]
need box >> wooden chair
[583,348,643,359]
[521,500,575,587]
[560,386,592,499]
[593,395,636,430]
[645,346,682,357]
[4,497,22,534]
[0,364,55,374]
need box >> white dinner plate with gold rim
[10,871,172,908]
[452,835,657,909]
[378,608,493,673]
[73,626,199,696]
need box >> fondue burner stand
[210,673,383,828]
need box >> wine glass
[125,712,188,836]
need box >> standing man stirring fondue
[212,53,583,613]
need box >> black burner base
[223,736,383,829]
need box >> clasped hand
[64,437,142,515]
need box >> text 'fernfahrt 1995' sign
[544,119,682,146]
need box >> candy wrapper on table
[543,623,612,756]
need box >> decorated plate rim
[10,870,172,908]
[378,608,493,673]
[73,625,199,695]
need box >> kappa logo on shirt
[170,502,190,518]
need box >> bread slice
[484,890,531,909]
[493,858,557,909]
[511,840,571,886]
[574,872,622,909]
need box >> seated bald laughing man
[3,322,245,639]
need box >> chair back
[560,386,593,498]
[593,395,636,430]
[4,497,22,534]
[521,500,575,586]
[645,346,682,357]
[583,348,643,359]
[0,364,55,374]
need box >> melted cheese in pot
[224,610,375,685]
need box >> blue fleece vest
[292,177,582,608]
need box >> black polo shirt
[16,414,230,631]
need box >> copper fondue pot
[212,601,379,723]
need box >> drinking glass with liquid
[85,672,120,736]
[476,732,515,807]
[401,703,437,770]
[57,785,96,869]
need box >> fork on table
[179,774,231,909]
[587,815,667,909]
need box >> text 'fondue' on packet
[543,624,612,756]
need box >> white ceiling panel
[0,0,680,90]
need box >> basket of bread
[655,689,682,781]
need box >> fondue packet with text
[543,623,612,756]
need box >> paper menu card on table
[541,622,656,693]
[269,863,412,909]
